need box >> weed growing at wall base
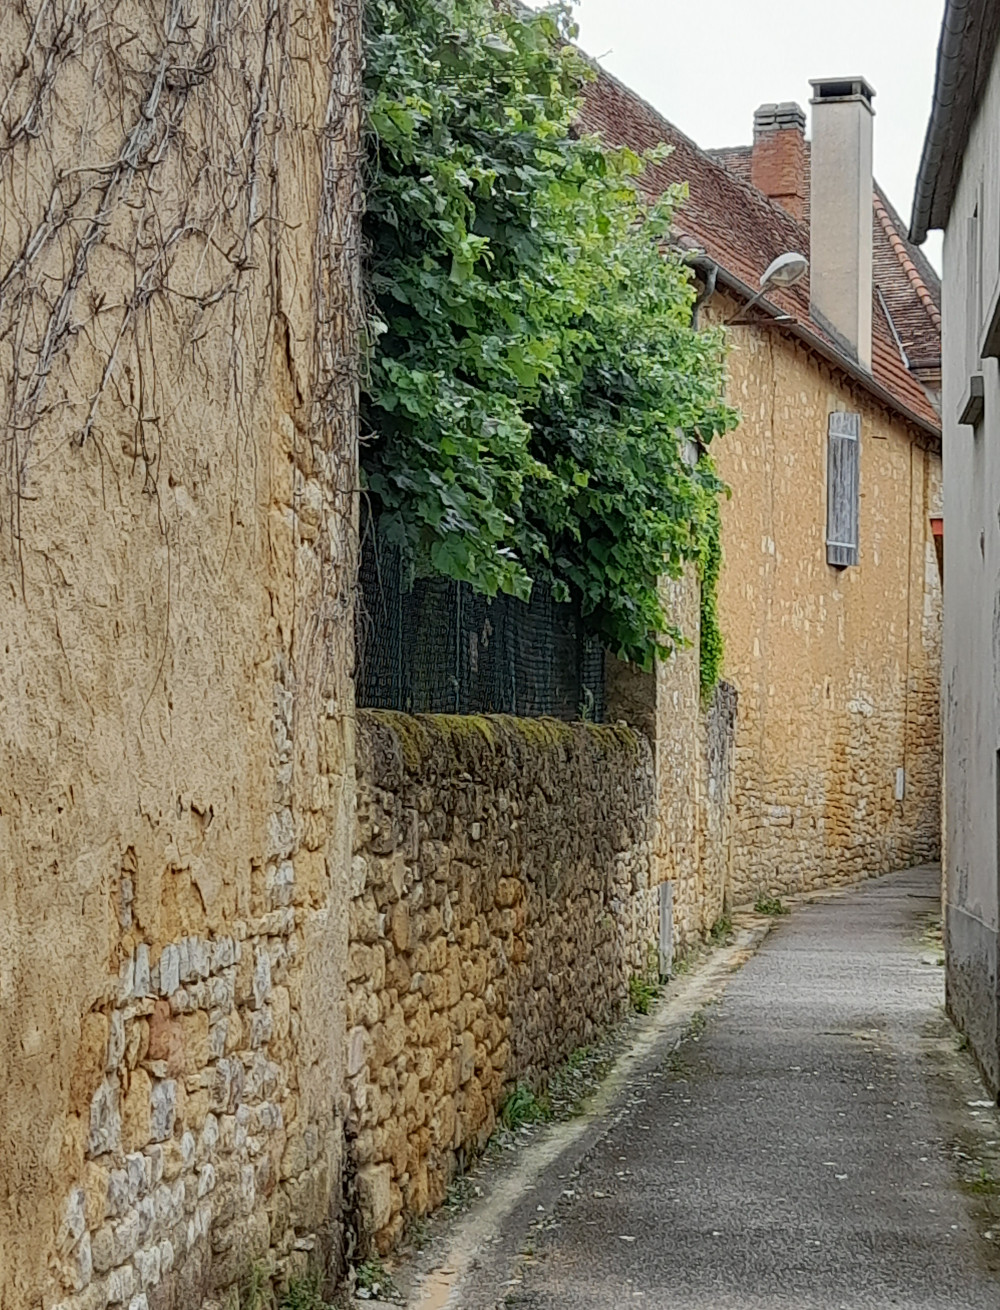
[500,1083,553,1131]
[754,894,790,917]
[355,1256,399,1301]
[709,913,733,944]
[237,1270,342,1310]
[629,973,661,1014]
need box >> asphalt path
[476,867,1000,1310]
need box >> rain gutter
[911,0,1000,243]
[713,266,941,444]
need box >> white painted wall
[940,45,1000,1090]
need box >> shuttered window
[826,411,860,568]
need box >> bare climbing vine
[0,0,362,606]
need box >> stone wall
[348,712,655,1251]
[710,296,942,902]
[604,307,944,935]
[0,5,361,1308]
[605,575,738,951]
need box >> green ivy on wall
[699,498,725,699]
[362,0,737,671]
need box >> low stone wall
[348,712,656,1251]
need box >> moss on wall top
[358,710,648,788]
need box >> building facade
[912,0,1000,1093]
[585,70,944,927]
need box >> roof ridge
[872,191,942,331]
[873,183,942,297]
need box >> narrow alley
[431,868,1000,1310]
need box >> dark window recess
[826,411,861,568]
[356,519,605,721]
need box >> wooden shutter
[826,411,860,568]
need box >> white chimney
[809,77,876,371]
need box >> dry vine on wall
[0,0,361,607]
[0,0,363,1302]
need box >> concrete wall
[937,47,1000,1093]
[712,299,942,904]
[0,5,361,1307]
[349,712,655,1252]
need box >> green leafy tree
[363,0,737,668]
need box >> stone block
[134,1245,161,1290]
[347,1025,367,1078]
[106,1265,136,1307]
[252,947,272,1008]
[113,1210,140,1265]
[58,1187,87,1255]
[158,946,180,998]
[91,1225,116,1275]
[89,1080,122,1158]
[389,903,410,952]
[357,1163,393,1235]
[150,1081,177,1142]
[457,1031,476,1085]
[122,1070,153,1153]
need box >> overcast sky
[525,0,945,269]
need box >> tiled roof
[872,188,941,369]
[577,70,941,436]
[709,144,942,369]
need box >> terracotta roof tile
[578,71,941,434]
[708,145,941,369]
[872,188,941,368]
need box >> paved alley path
[464,867,1000,1310]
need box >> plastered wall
[0,4,361,1307]
[937,45,1000,1093]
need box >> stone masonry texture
[350,712,656,1253]
[604,298,942,954]
[716,309,943,905]
[606,574,738,953]
[0,5,362,1308]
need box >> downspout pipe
[689,254,718,328]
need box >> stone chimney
[751,102,807,222]
[809,77,876,371]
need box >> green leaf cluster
[362,0,738,667]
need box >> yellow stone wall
[715,302,942,903]
[607,578,737,951]
[0,5,361,1307]
[609,300,943,946]
[350,712,656,1253]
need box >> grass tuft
[629,972,660,1015]
[500,1083,552,1131]
[355,1255,398,1300]
[754,894,789,917]
[709,913,733,944]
